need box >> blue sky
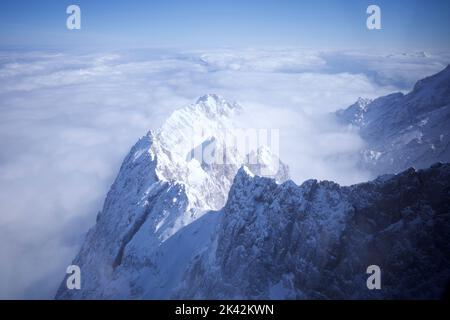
[0,0,449,50]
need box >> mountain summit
[56,95,288,299]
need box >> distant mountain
[336,65,450,176]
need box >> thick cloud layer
[0,48,447,298]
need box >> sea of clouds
[0,47,448,298]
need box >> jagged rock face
[56,94,288,299]
[336,65,450,176]
[176,163,450,299]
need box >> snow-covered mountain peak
[56,94,290,299]
[195,93,242,117]
[138,95,288,214]
[155,94,241,159]
[246,146,290,183]
[336,66,450,177]
[335,97,373,127]
[355,97,372,110]
[143,94,287,213]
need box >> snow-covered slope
[176,163,450,299]
[336,65,450,176]
[55,94,288,299]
